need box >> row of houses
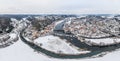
[63,16,120,38]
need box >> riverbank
[20,28,120,59]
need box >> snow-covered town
[1,14,120,61]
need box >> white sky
[0,0,120,14]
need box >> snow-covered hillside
[1,15,120,61]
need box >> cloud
[0,0,120,14]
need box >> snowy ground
[9,33,18,40]
[33,35,90,54]
[84,38,120,46]
[0,39,120,61]
[0,33,18,46]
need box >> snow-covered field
[34,35,90,54]
[0,39,120,61]
[84,38,120,46]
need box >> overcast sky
[0,0,120,14]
